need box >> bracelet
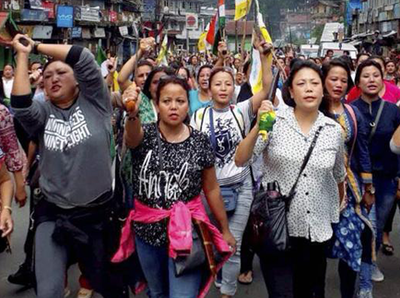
[2,206,12,214]
[33,41,41,55]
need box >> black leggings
[383,199,400,233]
[259,237,328,298]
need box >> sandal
[382,243,394,256]
[238,271,253,285]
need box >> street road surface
[1,198,400,298]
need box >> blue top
[352,98,400,178]
[189,89,211,116]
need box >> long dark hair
[142,66,174,100]
[320,58,354,117]
[282,60,325,108]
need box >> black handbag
[155,124,207,277]
[249,126,323,254]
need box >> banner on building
[21,9,48,22]
[72,27,82,39]
[186,13,198,30]
[29,0,43,10]
[57,6,73,28]
[94,28,106,38]
[119,26,128,37]
[43,1,55,19]
[82,28,91,39]
[33,25,53,39]
[109,11,117,23]
[75,6,101,23]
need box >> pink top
[347,81,400,104]
[112,196,232,298]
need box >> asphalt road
[1,197,400,298]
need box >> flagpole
[235,21,238,53]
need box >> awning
[383,30,397,38]
[349,40,362,46]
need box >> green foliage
[311,24,324,43]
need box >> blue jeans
[221,175,254,296]
[135,236,202,298]
[373,176,397,249]
[359,204,377,292]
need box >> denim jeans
[135,236,202,298]
[359,204,377,292]
[221,175,254,296]
[373,176,397,249]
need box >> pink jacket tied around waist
[112,195,231,263]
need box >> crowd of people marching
[1,32,400,298]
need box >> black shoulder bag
[249,126,323,254]
[155,124,206,277]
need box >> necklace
[159,124,188,143]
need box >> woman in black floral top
[122,75,235,298]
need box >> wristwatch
[366,185,376,195]
[33,41,42,55]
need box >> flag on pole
[206,14,217,45]
[95,46,107,66]
[156,34,168,66]
[234,0,252,21]
[249,0,273,94]
[206,13,222,55]
[218,0,226,28]
[198,31,208,53]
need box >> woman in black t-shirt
[121,75,236,297]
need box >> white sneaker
[64,287,71,298]
[371,264,384,282]
[77,287,94,298]
[357,290,373,298]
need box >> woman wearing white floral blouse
[236,60,346,298]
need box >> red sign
[187,15,196,27]
[42,1,55,19]
[109,11,117,23]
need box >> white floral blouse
[251,107,346,243]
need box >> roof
[225,20,255,36]
[317,0,340,8]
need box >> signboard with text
[57,6,73,28]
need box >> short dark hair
[369,55,385,68]
[188,55,198,65]
[30,61,42,71]
[3,63,14,70]
[282,60,324,107]
[385,59,396,67]
[354,59,383,86]
[156,75,190,104]
[136,59,153,71]
[142,66,175,99]
[176,67,190,79]
[356,52,370,63]
[209,67,234,88]
[196,64,213,83]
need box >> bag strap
[368,100,385,143]
[287,126,324,200]
[199,107,209,132]
[208,108,217,151]
[230,106,245,139]
[344,104,357,167]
